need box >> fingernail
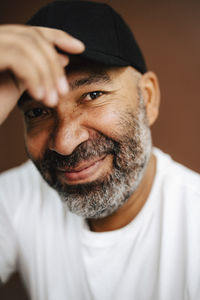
[57,76,69,94]
[36,87,45,99]
[48,89,58,105]
[71,38,85,49]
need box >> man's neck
[87,153,157,232]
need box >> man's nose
[48,115,90,156]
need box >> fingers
[36,26,85,54]
[58,54,70,67]
[0,28,59,105]
[0,25,85,108]
[22,29,70,105]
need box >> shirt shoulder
[0,161,42,218]
[0,160,38,184]
[154,147,200,196]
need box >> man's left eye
[83,91,103,101]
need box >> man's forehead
[68,72,112,91]
[17,59,112,106]
[18,58,137,107]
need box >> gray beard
[29,91,152,219]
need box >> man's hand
[0,25,85,125]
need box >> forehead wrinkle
[17,74,111,107]
[69,73,111,90]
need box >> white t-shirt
[0,148,200,300]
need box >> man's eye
[83,91,103,101]
[25,107,49,119]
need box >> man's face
[20,63,152,219]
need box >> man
[0,1,200,300]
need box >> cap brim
[80,49,130,67]
[57,47,130,67]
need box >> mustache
[38,133,120,171]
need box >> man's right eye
[25,107,49,119]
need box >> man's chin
[52,176,107,197]
[49,170,133,219]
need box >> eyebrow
[18,73,111,107]
[69,73,111,90]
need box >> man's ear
[139,71,160,126]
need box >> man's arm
[0,23,85,283]
[0,24,85,125]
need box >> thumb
[57,53,70,67]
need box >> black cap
[27,1,147,74]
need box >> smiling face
[19,61,158,219]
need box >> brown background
[0,0,200,299]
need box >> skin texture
[19,61,160,232]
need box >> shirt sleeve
[0,199,17,283]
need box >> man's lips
[57,156,106,182]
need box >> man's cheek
[25,130,50,160]
[90,106,125,140]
